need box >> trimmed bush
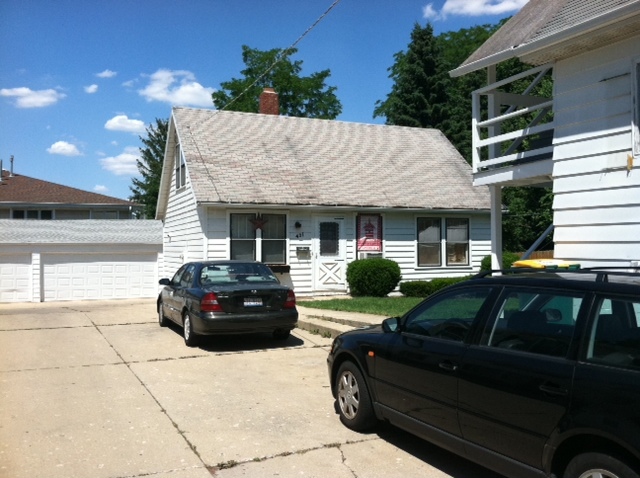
[400,275,475,298]
[399,281,431,297]
[480,252,521,271]
[346,258,401,297]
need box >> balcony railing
[471,64,554,176]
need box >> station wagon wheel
[183,311,198,347]
[335,361,376,431]
[564,452,640,478]
[158,301,169,327]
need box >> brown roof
[0,170,136,205]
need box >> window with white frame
[417,217,470,267]
[12,209,53,220]
[230,213,287,264]
[175,143,186,190]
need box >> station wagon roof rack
[474,267,640,283]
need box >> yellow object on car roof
[513,259,581,270]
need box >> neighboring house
[0,167,162,302]
[156,90,491,297]
[0,166,142,219]
[450,0,640,268]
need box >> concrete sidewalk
[0,299,503,478]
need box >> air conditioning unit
[358,252,383,260]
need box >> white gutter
[450,1,640,77]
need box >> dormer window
[175,143,186,190]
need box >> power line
[219,0,342,111]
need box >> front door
[313,216,346,291]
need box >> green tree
[212,45,342,119]
[374,23,448,128]
[129,118,168,219]
[502,187,554,252]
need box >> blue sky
[0,0,528,200]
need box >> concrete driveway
[0,299,504,478]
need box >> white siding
[552,36,640,266]
[198,207,491,296]
[161,165,203,278]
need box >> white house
[155,91,491,296]
[450,0,640,268]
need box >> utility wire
[219,0,342,111]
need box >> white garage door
[0,254,31,302]
[43,253,158,301]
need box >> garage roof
[0,219,163,244]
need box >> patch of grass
[300,296,423,318]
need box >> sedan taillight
[201,292,223,312]
[284,289,296,309]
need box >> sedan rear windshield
[200,263,278,285]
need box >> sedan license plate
[244,297,263,307]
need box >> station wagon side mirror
[382,317,400,333]
[159,278,170,285]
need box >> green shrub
[480,252,521,271]
[400,276,474,298]
[346,258,401,297]
[399,281,431,297]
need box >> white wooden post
[490,185,503,271]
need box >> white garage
[0,220,163,302]
[42,253,159,301]
[0,253,31,302]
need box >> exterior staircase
[295,305,385,339]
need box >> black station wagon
[327,268,640,478]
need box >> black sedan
[157,261,298,346]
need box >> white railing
[471,64,554,175]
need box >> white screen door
[314,216,346,291]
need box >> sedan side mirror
[159,278,170,285]
[382,317,400,333]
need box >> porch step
[296,305,384,339]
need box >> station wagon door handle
[539,382,568,397]
[438,361,459,372]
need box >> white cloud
[423,3,440,20]
[100,146,140,176]
[104,114,146,134]
[85,84,98,94]
[96,69,117,78]
[47,141,82,156]
[138,69,215,107]
[0,87,66,108]
[93,185,108,193]
[424,0,528,20]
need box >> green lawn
[299,296,423,318]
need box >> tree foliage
[129,118,168,219]
[373,23,448,128]
[212,45,342,119]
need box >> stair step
[297,316,354,339]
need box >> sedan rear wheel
[273,329,291,340]
[335,361,376,431]
[183,312,198,347]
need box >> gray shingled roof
[0,219,163,244]
[452,0,640,76]
[170,108,490,211]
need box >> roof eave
[450,2,640,77]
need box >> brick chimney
[259,87,279,115]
